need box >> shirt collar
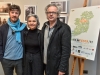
[45,20,57,28]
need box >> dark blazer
[41,18,71,75]
[0,23,24,61]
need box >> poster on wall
[59,16,67,23]
[68,5,100,61]
[24,5,36,22]
[0,2,12,14]
[0,16,9,26]
[50,0,67,13]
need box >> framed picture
[50,0,67,13]
[59,16,67,23]
[0,2,12,14]
[0,16,9,26]
[24,5,36,22]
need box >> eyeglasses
[46,12,58,15]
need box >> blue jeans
[1,58,22,75]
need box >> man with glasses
[41,4,71,75]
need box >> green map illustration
[72,11,94,36]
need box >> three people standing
[0,3,71,75]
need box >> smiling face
[46,6,58,23]
[9,9,20,23]
[27,16,37,30]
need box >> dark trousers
[23,52,43,75]
[1,58,22,75]
[43,64,47,75]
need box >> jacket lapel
[49,23,61,45]
[41,24,46,44]
[3,24,9,50]
[42,19,62,48]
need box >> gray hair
[27,14,40,28]
[45,4,61,16]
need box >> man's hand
[58,71,65,75]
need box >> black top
[24,28,40,54]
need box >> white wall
[0,0,100,75]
